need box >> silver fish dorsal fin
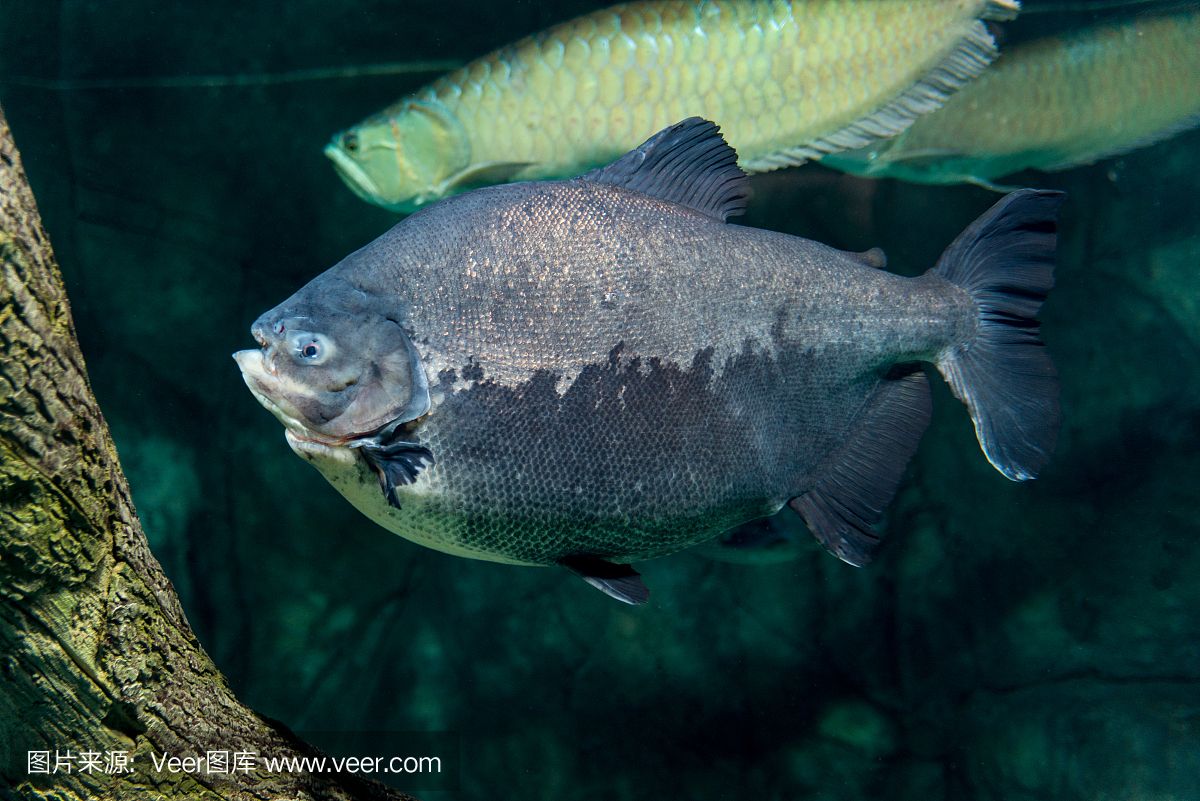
[579,117,750,223]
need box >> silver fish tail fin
[932,189,1066,481]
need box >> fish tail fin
[932,189,1066,481]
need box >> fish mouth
[324,142,427,213]
[234,347,346,445]
[233,346,432,448]
[284,427,354,465]
[324,143,385,206]
[233,348,317,438]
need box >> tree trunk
[0,104,418,801]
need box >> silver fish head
[233,283,430,444]
[324,98,470,213]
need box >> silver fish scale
[310,180,975,565]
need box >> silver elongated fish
[238,119,1063,604]
[822,8,1200,185]
[326,0,1020,211]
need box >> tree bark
[0,104,418,801]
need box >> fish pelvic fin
[933,188,1066,481]
[580,117,750,223]
[789,368,932,567]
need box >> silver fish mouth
[324,143,383,205]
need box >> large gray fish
[235,119,1063,604]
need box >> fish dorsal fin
[581,117,750,222]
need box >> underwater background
[2,1,1199,799]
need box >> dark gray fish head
[233,282,429,444]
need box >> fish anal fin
[789,368,932,566]
[559,555,649,605]
[741,14,1009,172]
[580,117,750,223]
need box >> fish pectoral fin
[559,555,649,606]
[440,161,532,193]
[789,367,932,567]
[964,175,1022,193]
[358,440,434,509]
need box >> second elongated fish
[822,8,1200,185]
[326,0,1019,211]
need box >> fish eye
[342,132,359,152]
[289,332,334,366]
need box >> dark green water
[2,2,1199,799]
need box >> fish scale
[327,0,1019,211]
[442,0,982,165]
